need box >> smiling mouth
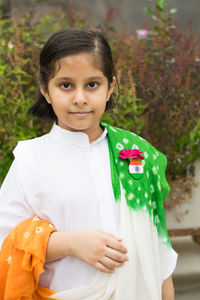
[70,112,92,117]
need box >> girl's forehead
[54,53,104,77]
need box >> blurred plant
[144,0,177,20]
[136,1,200,179]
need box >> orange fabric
[129,159,142,165]
[0,216,57,299]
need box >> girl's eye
[88,82,98,89]
[60,82,71,89]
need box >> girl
[0,28,177,299]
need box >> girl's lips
[70,112,92,117]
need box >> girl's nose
[73,89,87,105]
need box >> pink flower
[119,148,144,160]
[136,29,148,39]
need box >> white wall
[166,161,200,230]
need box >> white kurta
[0,123,177,292]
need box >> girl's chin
[58,121,93,132]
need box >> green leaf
[144,7,154,15]
[168,24,176,29]
[156,4,163,11]
[158,0,167,10]
[153,25,160,33]
[170,8,177,14]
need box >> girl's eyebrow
[54,76,104,82]
[86,76,104,81]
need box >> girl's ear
[39,84,51,104]
[107,76,116,102]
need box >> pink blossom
[136,29,148,39]
[119,148,144,160]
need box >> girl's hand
[69,229,129,273]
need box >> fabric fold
[0,216,57,299]
[50,186,176,300]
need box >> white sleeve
[161,246,178,281]
[0,157,35,249]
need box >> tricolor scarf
[51,123,175,300]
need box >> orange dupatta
[0,216,57,299]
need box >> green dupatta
[101,122,171,247]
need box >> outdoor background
[0,0,200,299]
[2,0,200,35]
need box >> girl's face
[40,53,116,142]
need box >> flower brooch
[119,149,144,180]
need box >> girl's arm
[162,276,175,300]
[46,231,73,262]
[46,229,129,273]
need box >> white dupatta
[50,187,176,300]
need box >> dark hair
[28,28,118,121]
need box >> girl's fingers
[104,232,122,241]
[100,256,124,269]
[106,238,128,254]
[95,261,115,273]
[105,246,129,263]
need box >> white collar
[49,123,107,147]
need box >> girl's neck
[84,125,104,144]
[56,121,104,144]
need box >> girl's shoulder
[13,133,50,161]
